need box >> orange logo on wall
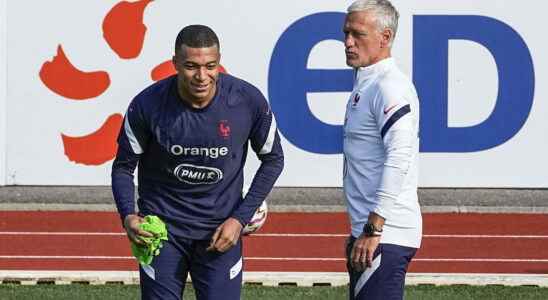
[39,0,226,166]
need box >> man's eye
[207,64,217,70]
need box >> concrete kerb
[1,186,548,213]
[1,271,547,287]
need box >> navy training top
[111,73,284,240]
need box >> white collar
[354,57,395,84]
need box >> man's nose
[345,36,354,48]
[195,67,207,80]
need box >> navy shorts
[345,236,417,300]
[139,233,243,300]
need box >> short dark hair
[175,25,220,53]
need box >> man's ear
[380,28,393,48]
[172,55,177,68]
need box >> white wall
[2,0,546,187]
[0,0,7,186]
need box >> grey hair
[347,0,399,45]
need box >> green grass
[0,284,547,299]
[406,284,548,300]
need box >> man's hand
[350,234,381,272]
[350,212,385,272]
[207,217,243,252]
[123,214,154,246]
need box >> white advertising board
[2,0,546,187]
[0,0,6,185]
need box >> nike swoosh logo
[384,104,397,114]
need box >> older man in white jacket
[342,1,422,299]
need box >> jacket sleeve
[230,92,284,225]
[371,86,419,220]
[111,98,151,223]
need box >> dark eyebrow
[345,28,367,35]
[184,60,218,66]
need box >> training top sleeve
[370,82,417,220]
[230,90,284,225]
[111,97,151,223]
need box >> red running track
[0,212,547,274]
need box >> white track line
[0,232,125,236]
[1,232,548,239]
[246,257,344,261]
[423,234,548,239]
[255,234,548,239]
[1,256,547,263]
[249,258,548,263]
[0,256,134,260]
[413,258,548,263]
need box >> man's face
[343,10,385,68]
[173,45,220,105]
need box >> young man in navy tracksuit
[112,24,284,299]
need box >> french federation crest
[218,120,230,138]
